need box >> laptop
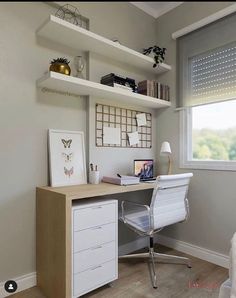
[134,159,156,182]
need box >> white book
[102,175,140,185]
[113,83,133,92]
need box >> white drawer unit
[73,222,116,252]
[72,200,118,298]
[73,260,117,297]
[73,202,116,231]
[73,241,116,274]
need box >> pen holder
[89,171,100,184]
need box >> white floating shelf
[37,15,171,75]
[37,72,171,109]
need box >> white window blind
[189,42,236,106]
[177,12,236,108]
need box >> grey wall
[155,2,236,255]
[0,2,158,282]
[0,2,88,281]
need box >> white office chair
[119,173,193,288]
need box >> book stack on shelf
[101,73,136,92]
[138,80,170,101]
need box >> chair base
[119,241,191,288]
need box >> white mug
[89,171,100,184]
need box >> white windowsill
[180,160,236,171]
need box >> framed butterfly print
[48,129,87,187]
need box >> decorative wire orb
[55,4,82,27]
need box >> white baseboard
[119,234,229,269]
[0,272,36,298]
[156,234,229,269]
[119,236,149,256]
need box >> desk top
[37,182,154,201]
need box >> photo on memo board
[48,129,87,187]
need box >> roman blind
[178,12,236,108]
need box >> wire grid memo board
[96,103,152,148]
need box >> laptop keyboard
[142,180,156,183]
[141,178,156,182]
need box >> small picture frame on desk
[48,129,87,187]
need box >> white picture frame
[48,129,87,187]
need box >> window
[192,101,236,161]
[180,101,236,171]
[178,13,236,170]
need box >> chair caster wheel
[187,265,192,268]
[153,286,158,289]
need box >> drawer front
[73,223,116,252]
[73,259,117,297]
[73,203,116,231]
[73,241,116,274]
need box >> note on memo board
[127,131,139,146]
[136,113,147,127]
[103,127,121,145]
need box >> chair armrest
[121,200,151,225]
[184,198,190,221]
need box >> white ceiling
[130,2,183,18]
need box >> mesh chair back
[150,173,193,230]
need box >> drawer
[73,203,116,231]
[73,259,117,297]
[73,241,116,274]
[73,223,116,252]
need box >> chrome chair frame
[119,183,191,289]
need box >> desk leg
[36,189,72,298]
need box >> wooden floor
[10,245,228,298]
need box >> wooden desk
[36,182,154,298]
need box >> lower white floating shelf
[37,72,171,109]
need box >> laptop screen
[134,159,154,180]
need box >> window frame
[179,107,236,171]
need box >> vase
[74,56,85,78]
[49,63,71,75]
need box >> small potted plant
[143,46,166,68]
[49,57,71,75]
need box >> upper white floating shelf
[37,72,171,109]
[37,15,171,75]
